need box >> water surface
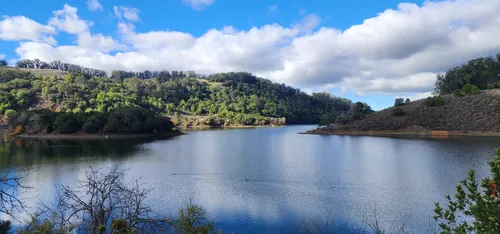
[0,125,498,233]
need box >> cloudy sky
[1,0,500,110]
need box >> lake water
[0,125,499,233]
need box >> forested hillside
[0,59,371,130]
[435,54,500,94]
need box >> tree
[394,98,405,106]
[3,109,18,127]
[0,60,7,67]
[53,113,80,134]
[172,201,220,234]
[433,148,500,233]
[33,165,171,233]
[405,98,410,104]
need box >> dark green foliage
[405,98,411,104]
[392,107,405,116]
[453,89,463,97]
[3,109,18,127]
[0,220,11,234]
[435,54,500,94]
[462,84,479,95]
[433,149,500,233]
[424,96,443,107]
[103,107,173,134]
[1,60,371,126]
[0,60,7,67]
[53,113,80,134]
[81,113,105,133]
[394,98,405,106]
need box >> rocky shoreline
[303,128,500,137]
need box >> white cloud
[7,0,500,99]
[397,92,434,102]
[0,16,56,44]
[182,0,215,11]
[87,0,103,11]
[49,4,124,53]
[113,6,140,22]
[0,54,5,60]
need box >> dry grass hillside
[308,90,500,134]
[16,68,69,77]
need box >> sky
[1,0,500,110]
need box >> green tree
[53,113,80,134]
[0,60,7,67]
[433,149,500,233]
[394,98,405,106]
[3,109,18,127]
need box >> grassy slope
[15,68,69,77]
[307,90,500,134]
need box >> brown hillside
[308,90,500,134]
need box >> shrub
[394,98,405,107]
[143,116,174,134]
[3,109,18,127]
[392,107,405,116]
[453,89,463,96]
[424,96,443,107]
[433,149,500,233]
[82,113,105,133]
[462,84,479,95]
[405,98,411,104]
[53,113,80,134]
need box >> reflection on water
[0,127,499,233]
[0,138,153,169]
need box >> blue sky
[1,0,499,110]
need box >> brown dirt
[306,90,500,136]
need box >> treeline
[435,54,500,94]
[1,59,373,126]
[4,107,174,135]
[15,59,107,77]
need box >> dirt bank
[306,90,500,137]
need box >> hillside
[306,90,500,136]
[0,61,371,131]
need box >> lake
[0,125,499,233]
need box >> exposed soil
[305,90,500,136]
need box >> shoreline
[302,129,500,137]
[177,124,285,130]
[15,131,184,140]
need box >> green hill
[0,60,372,132]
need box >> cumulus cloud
[87,0,103,11]
[182,0,215,11]
[0,54,5,60]
[49,4,124,52]
[0,16,56,45]
[7,0,500,98]
[114,6,140,22]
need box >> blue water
[1,125,498,233]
